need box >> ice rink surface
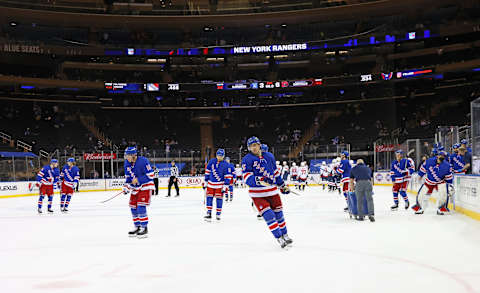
[1,185,480,293]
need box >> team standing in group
[34,138,472,248]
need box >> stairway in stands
[288,110,343,158]
[79,114,115,150]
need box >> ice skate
[128,226,141,237]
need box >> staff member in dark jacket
[167,161,180,197]
[349,159,375,222]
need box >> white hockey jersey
[298,166,309,180]
[235,167,243,178]
[291,166,299,176]
[320,165,329,177]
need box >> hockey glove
[279,183,290,195]
[256,176,275,185]
[222,185,229,196]
[122,185,131,195]
[202,181,206,190]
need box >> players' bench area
[374,171,480,221]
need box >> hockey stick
[100,191,123,204]
[257,180,301,196]
[288,189,301,196]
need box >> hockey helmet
[125,146,137,155]
[247,136,261,148]
[216,148,225,157]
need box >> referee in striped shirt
[167,161,180,197]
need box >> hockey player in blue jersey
[460,139,472,153]
[36,159,59,214]
[451,144,467,174]
[449,144,460,165]
[224,157,235,202]
[242,136,292,249]
[204,149,231,221]
[123,147,155,238]
[389,150,414,210]
[412,151,454,215]
[59,158,80,212]
[337,151,351,212]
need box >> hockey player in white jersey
[290,162,299,189]
[276,161,282,176]
[281,161,289,182]
[234,164,243,188]
[298,162,309,191]
[320,161,329,190]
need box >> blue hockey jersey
[418,157,453,185]
[124,156,155,194]
[241,151,284,198]
[337,159,351,183]
[450,154,466,174]
[60,165,80,188]
[37,165,59,186]
[204,158,231,189]
[390,158,415,183]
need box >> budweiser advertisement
[83,153,117,160]
[375,144,400,152]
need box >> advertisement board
[454,175,480,214]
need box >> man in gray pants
[349,159,375,222]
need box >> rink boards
[0,177,203,198]
[374,171,480,221]
[1,174,479,220]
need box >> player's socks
[216,197,223,217]
[65,195,72,209]
[274,210,287,235]
[47,196,53,211]
[131,208,140,227]
[262,209,282,239]
[206,195,213,215]
[393,192,399,205]
[399,191,408,200]
[38,195,44,209]
[137,206,148,228]
[60,194,66,209]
